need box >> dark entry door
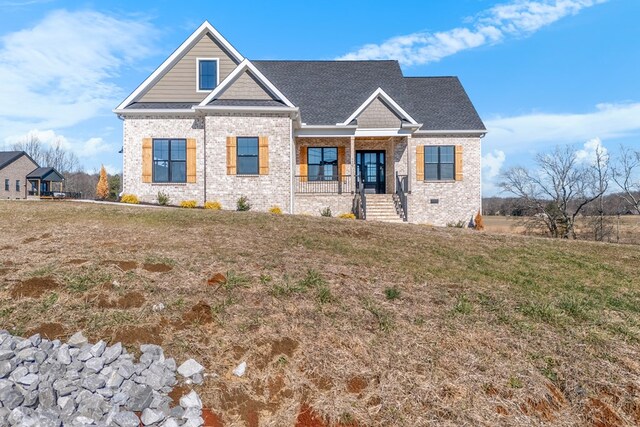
[356,151,385,194]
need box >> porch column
[406,136,411,194]
[37,179,40,197]
[391,138,396,193]
[350,136,355,193]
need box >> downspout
[290,117,295,214]
[203,114,207,204]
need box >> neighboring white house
[114,21,486,225]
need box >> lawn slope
[1,201,639,426]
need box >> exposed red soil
[296,404,329,427]
[93,291,146,309]
[101,260,138,271]
[110,324,162,346]
[207,273,227,286]
[180,302,214,325]
[219,385,264,427]
[168,385,190,404]
[311,374,334,391]
[143,263,173,273]
[25,322,66,340]
[496,405,509,415]
[585,397,624,427]
[10,276,59,298]
[346,376,368,394]
[202,409,224,427]
[270,337,299,358]
[519,383,567,422]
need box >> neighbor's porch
[26,167,80,199]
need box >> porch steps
[365,194,404,223]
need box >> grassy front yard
[1,201,639,426]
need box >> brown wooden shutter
[455,145,463,181]
[142,138,152,183]
[186,138,196,183]
[226,136,237,175]
[416,145,424,181]
[300,147,308,182]
[259,136,269,175]
[337,146,346,182]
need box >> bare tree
[585,144,611,241]
[12,136,80,173]
[500,145,607,239]
[612,145,640,215]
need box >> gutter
[413,129,487,136]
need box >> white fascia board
[413,129,487,135]
[354,128,414,137]
[198,59,296,108]
[113,108,196,115]
[339,87,418,126]
[194,105,298,113]
[115,21,244,110]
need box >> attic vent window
[197,58,218,91]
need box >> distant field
[484,215,640,245]
[1,201,640,426]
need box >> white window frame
[196,57,220,92]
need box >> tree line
[489,144,639,241]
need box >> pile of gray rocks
[0,330,206,426]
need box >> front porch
[293,136,410,220]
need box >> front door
[356,150,385,194]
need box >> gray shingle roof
[253,60,412,126]
[26,167,64,181]
[0,151,25,170]
[404,77,486,131]
[125,102,197,110]
[253,61,484,130]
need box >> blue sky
[0,0,638,195]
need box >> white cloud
[0,10,156,137]
[482,149,506,194]
[576,137,608,165]
[338,0,608,65]
[483,102,640,153]
[5,129,115,160]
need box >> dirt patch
[585,397,624,427]
[101,260,138,271]
[40,233,52,239]
[168,385,190,404]
[311,374,333,391]
[10,276,59,298]
[0,268,11,276]
[0,245,17,251]
[181,302,213,325]
[270,337,299,358]
[93,291,146,309]
[143,263,173,273]
[207,273,227,286]
[296,403,329,427]
[25,322,66,340]
[110,324,162,346]
[3,260,15,267]
[202,409,224,427]
[66,259,88,265]
[220,385,264,427]
[22,237,39,244]
[347,376,368,394]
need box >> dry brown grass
[1,201,640,426]
[484,215,640,245]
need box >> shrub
[474,211,485,231]
[157,191,170,206]
[269,205,283,215]
[385,287,401,300]
[338,213,355,220]
[236,196,251,211]
[180,200,197,209]
[447,220,466,228]
[96,165,109,200]
[204,201,222,210]
[120,194,139,204]
[320,207,332,217]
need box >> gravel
[0,330,206,426]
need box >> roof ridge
[252,59,400,63]
[404,76,459,79]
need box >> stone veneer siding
[204,114,292,212]
[407,135,481,226]
[122,116,206,205]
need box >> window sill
[422,180,457,183]
[150,183,188,186]
[235,174,261,177]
